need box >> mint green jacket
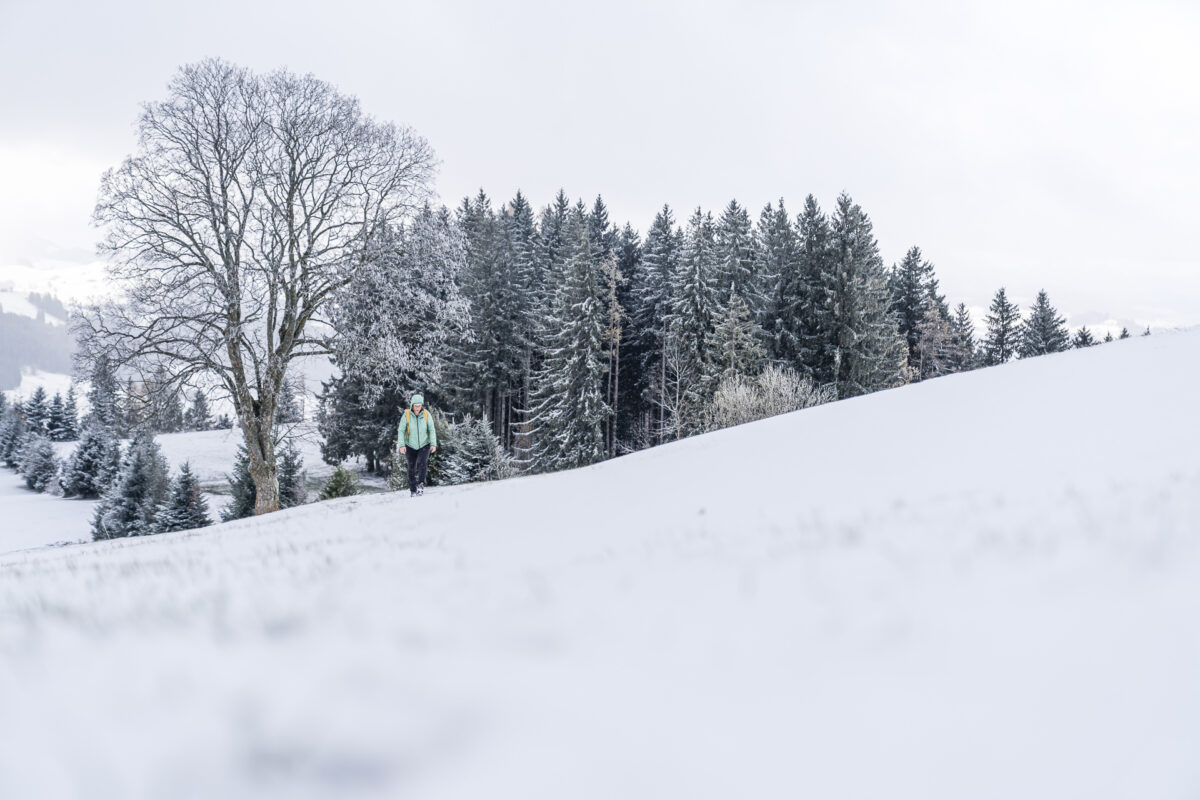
[398,407,437,450]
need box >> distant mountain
[0,293,74,391]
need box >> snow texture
[1,330,1198,799]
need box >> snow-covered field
[2,368,76,402]
[47,423,339,491]
[2,330,1198,799]
[0,469,96,552]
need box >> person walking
[398,394,437,497]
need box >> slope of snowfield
[0,469,97,552]
[2,331,1199,799]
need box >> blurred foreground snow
[2,331,1198,799]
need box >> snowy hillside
[2,330,1199,799]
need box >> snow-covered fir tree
[275,374,303,425]
[527,210,611,472]
[84,356,123,434]
[92,431,170,540]
[320,466,360,500]
[1119,327,1131,339]
[714,199,758,306]
[663,207,720,436]
[1103,331,1114,343]
[47,392,67,441]
[889,245,948,376]
[628,205,682,445]
[755,199,801,365]
[221,445,256,521]
[0,401,25,468]
[18,434,58,492]
[822,194,908,397]
[62,385,80,440]
[122,378,145,434]
[949,303,978,371]
[448,190,526,448]
[145,367,185,433]
[154,462,211,533]
[982,287,1022,365]
[61,424,123,498]
[792,195,835,378]
[1019,290,1071,357]
[612,223,644,453]
[277,444,306,508]
[598,251,627,458]
[24,386,49,436]
[1072,327,1098,348]
[704,289,767,389]
[429,414,516,486]
[183,390,212,432]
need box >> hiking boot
[409,489,417,498]
[416,483,425,496]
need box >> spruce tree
[220,445,257,521]
[183,390,212,431]
[889,246,947,374]
[1119,327,1131,340]
[47,392,67,441]
[155,463,212,533]
[527,210,610,471]
[1142,326,1151,336]
[612,223,644,453]
[277,444,306,508]
[319,466,361,500]
[61,424,122,498]
[792,195,832,377]
[61,385,80,441]
[948,303,978,372]
[0,402,25,468]
[629,205,682,445]
[1072,327,1097,348]
[704,290,767,388]
[85,356,122,434]
[1103,331,1114,343]
[275,374,303,424]
[18,434,58,492]
[982,287,1022,365]
[714,199,758,305]
[824,193,908,397]
[1019,289,1070,357]
[755,199,800,364]
[25,386,49,436]
[664,208,720,434]
[92,431,170,540]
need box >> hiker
[398,393,437,497]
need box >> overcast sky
[1,0,1197,333]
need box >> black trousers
[405,444,431,492]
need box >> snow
[0,469,96,553]
[2,368,76,402]
[2,330,1199,798]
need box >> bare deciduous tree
[75,58,436,514]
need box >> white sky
[1,0,1197,334]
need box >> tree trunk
[243,417,280,515]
